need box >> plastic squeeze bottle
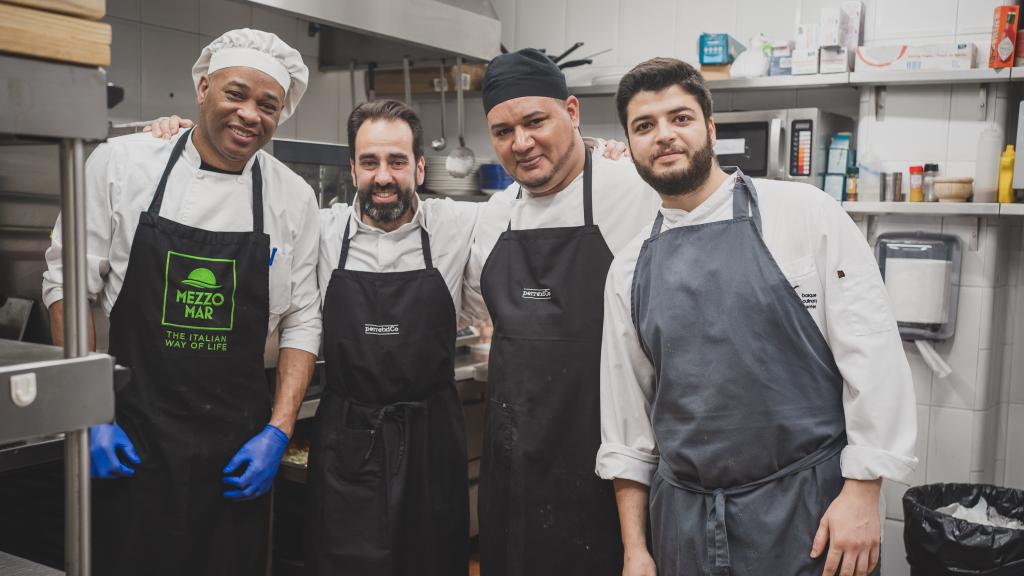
[999,145,1016,203]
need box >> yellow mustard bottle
[998,145,1015,203]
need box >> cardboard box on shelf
[792,48,820,75]
[699,34,745,65]
[855,43,977,71]
[840,1,864,48]
[990,4,1020,69]
[820,46,851,73]
[699,64,731,81]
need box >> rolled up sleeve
[597,252,659,486]
[819,200,918,484]
[277,193,322,355]
[42,143,115,309]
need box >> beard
[634,134,716,197]
[358,181,415,225]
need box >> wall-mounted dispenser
[875,232,962,378]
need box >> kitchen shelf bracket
[874,85,886,121]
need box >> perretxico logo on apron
[521,288,552,300]
[161,251,236,352]
[364,323,400,336]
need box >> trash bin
[903,483,1024,575]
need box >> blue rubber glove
[90,423,141,479]
[222,424,288,501]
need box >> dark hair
[615,58,713,131]
[346,99,424,160]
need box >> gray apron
[631,171,849,576]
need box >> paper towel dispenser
[875,232,962,341]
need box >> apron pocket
[326,427,383,482]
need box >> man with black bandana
[461,48,662,576]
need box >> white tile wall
[105,17,142,123]
[931,287,983,409]
[140,24,199,121]
[198,0,251,38]
[882,518,910,576]
[141,0,199,33]
[927,405,974,483]
[1005,404,1024,488]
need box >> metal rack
[0,53,114,576]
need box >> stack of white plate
[424,155,480,196]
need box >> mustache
[651,146,686,161]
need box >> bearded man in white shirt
[598,57,917,576]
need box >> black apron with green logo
[94,129,273,576]
[478,150,623,575]
[306,217,468,575]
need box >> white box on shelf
[792,48,820,75]
[820,7,843,47]
[841,1,864,48]
[855,43,977,71]
[820,46,852,73]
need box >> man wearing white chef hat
[599,57,918,576]
[43,28,320,576]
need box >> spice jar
[923,163,939,202]
[909,165,924,202]
[846,166,858,201]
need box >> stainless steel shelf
[571,67,1024,97]
[0,54,107,141]
[1001,203,1024,216]
[843,201,1002,216]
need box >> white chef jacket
[317,197,481,321]
[462,144,662,323]
[42,131,322,357]
[597,173,918,486]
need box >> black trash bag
[904,483,1024,575]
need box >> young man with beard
[462,49,662,576]
[42,29,319,576]
[305,99,479,576]
[598,58,918,576]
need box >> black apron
[479,150,623,576]
[632,171,852,576]
[94,129,272,576]
[306,215,469,576]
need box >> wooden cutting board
[1,0,104,20]
[0,2,110,67]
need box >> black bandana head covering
[482,48,570,115]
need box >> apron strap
[338,218,353,269]
[507,145,594,231]
[648,212,664,240]
[729,169,762,234]
[338,214,434,270]
[419,225,434,270]
[147,128,264,234]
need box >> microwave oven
[712,108,855,186]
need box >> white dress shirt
[42,130,322,357]
[462,145,663,323]
[598,173,919,486]
[318,197,481,322]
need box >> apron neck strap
[648,212,664,239]
[508,146,594,231]
[147,128,264,234]
[729,169,762,233]
[338,215,435,270]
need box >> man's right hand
[623,549,657,576]
[143,115,194,139]
[90,423,141,479]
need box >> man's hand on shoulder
[143,115,194,139]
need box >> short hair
[615,58,714,131]
[346,99,423,160]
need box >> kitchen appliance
[713,108,856,186]
[268,138,352,208]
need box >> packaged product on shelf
[855,43,977,71]
[699,34,745,65]
[990,5,1020,69]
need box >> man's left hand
[810,478,882,576]
[222,424,289,501]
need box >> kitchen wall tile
[796,87,861,122]
[882,519,911,576]
[941,161,977,179]
[931,287,984,409]
[251,6,300,50]
[927,405,973,483]
[884,403,931,522]
[293,68,341,144]
[515,0,566,56]
[943,217,990,288]
[946,85,999,163]
[1002,343,1014,404]
[730,91,798,112]
[883,480,907,522]
[996,401,1009,468]
[566,0,618,68]
[970,406,998,475]
[996,459,1007,486]
[858,86,951,163]
[292,19,320,58]
[973,350,994,411]
[617,0,675,68]
[198,0,251,38]
[106,17,142,123]
[734,0,799,50]
[673,0,737,65]
[903,342,933,406]
[141,0,199,33]
[873,0,957,41]
[983,220,1009,289]
[140,25,200,121]
[957,0,1008,36]
[979,287,996,350]
[1014,289,1024,402]
[1005,404,1024,488]
[106,0,139,21]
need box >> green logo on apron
[161,251,236,331]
